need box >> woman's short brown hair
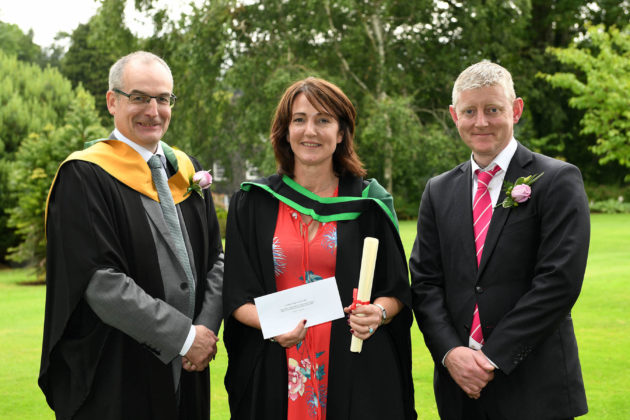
[270,77,366,178]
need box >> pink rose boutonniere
[498,172,544,208]
[184,170,212,198]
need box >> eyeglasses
[113,88,177,108]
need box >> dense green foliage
[6,89,107,276]
[0,51,78,262]
[57,0,137,123]
[0,21,44,65]
[144,0,630,204]
[543,24,630,179]
[1,0,630,264]
[589,199,630,214]
[0,52,75,156]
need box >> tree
[0,21,44,65]
[160,0,471,205]
[118,0,630,205]
[6,87,107,276]
[0,51,76,262]
[59,0,138,123]
[59,23,111,123]
[542,24,630,178]
[513,0,630,183]
[360,96,468,217]
[148,0,242,190]
[216,0,513,202]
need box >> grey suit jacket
[84,142,223,389]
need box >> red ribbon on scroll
[349,288,370,311]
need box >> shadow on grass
[18,279,46,286]
[0,263,45,285]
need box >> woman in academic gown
[223,77,416,420]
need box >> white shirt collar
[470,137,518,177]
[112,128,165,163]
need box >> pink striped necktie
[469,164,501,349]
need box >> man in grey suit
[39,51,224,419]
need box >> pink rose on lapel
[184,170,212,198]
[193,171,212,189]
[497,172,544,208]
[511,184,531,203]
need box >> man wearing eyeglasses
[39,51,224,419]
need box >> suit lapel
[453,161,479,276]
[142,195,181,257]
[477,144,534,276]
[180,196,205,281]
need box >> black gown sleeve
[223,188,288,418]
[39,160,134,415]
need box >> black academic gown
[39,155,222,419]
[223,174,416,420]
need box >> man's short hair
[108,51,173,91]
[452,61,516,107]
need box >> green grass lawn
[1,214,628,419]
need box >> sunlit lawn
[0,214,628,419]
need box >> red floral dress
[273,197,338,420]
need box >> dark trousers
[461,397,574,420]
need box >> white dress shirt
[470,137,518,208]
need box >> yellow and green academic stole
[241,174,399,230]
[45,139,196,226]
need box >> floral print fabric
[274,199,337,420]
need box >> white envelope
[254,277,345,339]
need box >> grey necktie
[148,154,196,315]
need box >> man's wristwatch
[373,303,387,325]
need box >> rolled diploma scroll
[350,237,379,353]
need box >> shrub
[215,206,227,239]
[585,183,630,202]
[6,88,106,279]
[589,199,630,214]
